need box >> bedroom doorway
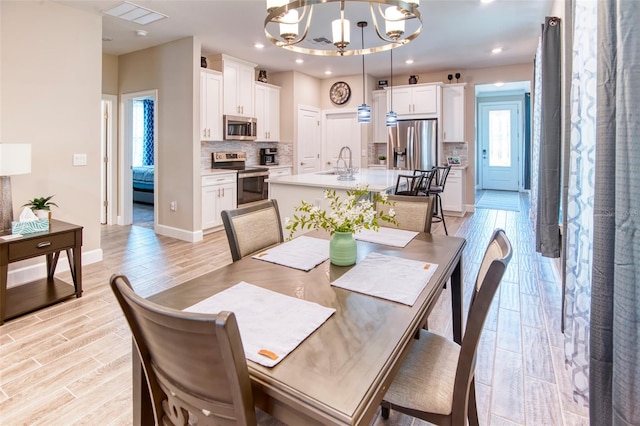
[120,90,158,228]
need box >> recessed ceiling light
[135,29,148,37]
[102,1,167,25]
[405,59,414,64]
[255,42,265,49]
[480,0,494,3]
[296,58,304,64]
[494,82,505,87]
[492,47,503,54]
[325,70,333,75]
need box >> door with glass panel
[479,101,520,191]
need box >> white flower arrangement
[285,184,397,239]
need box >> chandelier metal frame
[265,0,422,56]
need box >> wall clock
[329,81,351,105]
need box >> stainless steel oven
[211,151,269,206]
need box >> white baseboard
[6,248,103,289]
[155,224,203,242]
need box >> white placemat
[184,282,335,367]
[331,252,438,306]
[354,227,420,248]
[252,236,329,271]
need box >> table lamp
[0,144,32,233]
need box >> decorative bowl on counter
[334,166,358,180]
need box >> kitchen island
[267,168,405,237]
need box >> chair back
[222,199,284,262]
[377,194,436,233]
[452,229,512,414]
[413,169,437,195]
[110,274,257,426]
[429,165,452,193]
[395,174,425,196]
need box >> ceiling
[56,0,554,80]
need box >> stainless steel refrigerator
[387,118,438,171]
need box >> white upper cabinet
[442,83,466,142]
[389,83,440,117]
[210,54,256,117]
[200,69,223,141]
[372,90,388,143]
[255,82,280,142]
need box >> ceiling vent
[312,37,333,45]
[102,1,168,25]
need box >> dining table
[132,230,466,426]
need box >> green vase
[330,231,357,266]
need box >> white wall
[1,2,102,263]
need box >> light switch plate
[73,153,87,166]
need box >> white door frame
[119,90,158,226]
[477,99,523,191]
[321,108,361,171]
[101,94,117,225]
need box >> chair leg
[468,378,479,426]
[381,402,391,419]
[436,194,448,236]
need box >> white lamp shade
[385,6,405,37]
[0,144,31,176]
[280,9,299,38]
[332,18,351,45]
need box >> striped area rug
[476,190,520,212]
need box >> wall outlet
[73,153,87,166]
[170,201,177,211]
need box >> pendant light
[357,21,371,123]
[386,47,398,126]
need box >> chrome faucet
[338,146,353,170]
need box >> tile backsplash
[200,140,293,172]
[441,142,468,166]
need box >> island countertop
[266,168,406,192]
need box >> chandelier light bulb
[332,18,351,52]
[384,6,405,40]
[279,9,299,42]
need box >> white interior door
[297,105,321,174]
[323,111,360,170]
[479,101,520,191]
[100,95,116,225]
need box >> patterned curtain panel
[591,0,640,424]
[529,39,542,232]
[143,99,154,166]
[563,0,596,407]
[535,17,562,258]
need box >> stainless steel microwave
[224,115,257,141]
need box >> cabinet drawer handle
[37,241,52,249]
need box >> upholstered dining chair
[381,228,513,426]
[428,165,452,235]
[377,194,436,233]
[110,274,258,426]
[222,199,284,262]
[394,173,425,196]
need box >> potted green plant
[23,195,58,219]
[378,155,387,165]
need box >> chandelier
[265,0,422,56]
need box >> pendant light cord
[361,23,366,103]
[390,48,393,110]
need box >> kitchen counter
[201,168,238,176]
[266,168,405,192]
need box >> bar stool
[395,173,425,196]
[413,169,436,197]
[427,165,451,235]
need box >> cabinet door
[216,183,236,220]
[267,86,280,141]
[223,61,240,115]
[255,84,267,140]
[202,72,222,141]
[269,167,292,177]
[412,85,438,115]
[373,90,388,143]
[200,72,208,140]
[441,169,464,213]
[390,87,412,115]
[238,65,255,117]
[202,185,220,229]
[443,85,465,142]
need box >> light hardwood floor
[0,194,589,425]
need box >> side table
[0,219,83,325]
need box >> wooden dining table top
[146,230,466,425]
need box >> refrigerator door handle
[407,126,414,171]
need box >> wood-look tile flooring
[0,194,589,425]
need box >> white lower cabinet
[202,173,237,230]
[441,168,466,216]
